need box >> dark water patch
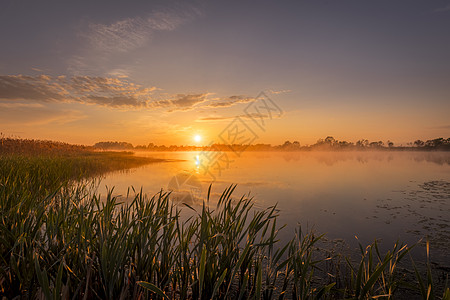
[374,180,450,268]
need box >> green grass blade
[212,268,227,299]
[199,246,207,299]
[137,281,170,300]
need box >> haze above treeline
[94,136,450,151]
[80,136,450,151]
[1,136,450,157]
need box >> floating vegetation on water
[373,180,450,269]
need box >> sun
[194,134,202,143]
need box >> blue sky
[0,0,449,145]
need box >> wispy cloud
[83,7,201,53]
[151,93,210,111]
[0,75,157,108]
[30,67,44,72]
[86,17,152,53]
[0,101,44,109]
[266,89,291,95]
[0,75,66,102]
[25,110,86,126]
[434,4,450,12]
[105,68,132,78]
[68,4,203,76]
[431,124,450,129]
[207,95,255,108]
[0,103,86,126]
[0,75,250,112]
[196,113,269,122]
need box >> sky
[0,0,449,146]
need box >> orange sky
[0,1,449,146]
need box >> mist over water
[98,151,450,266]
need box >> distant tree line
[93,141,134,150]
[3,134,448,154]
[92,136,450,151]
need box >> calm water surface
[98,151,450,265]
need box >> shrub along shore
[0,151,449,299]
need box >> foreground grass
[0,155,449,299]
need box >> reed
[1,154,449,299]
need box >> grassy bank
[0,154,449,299]
[0,152,168,194]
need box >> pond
[97,151,450,267]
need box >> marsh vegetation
[0,140,449,299]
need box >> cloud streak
[0,103,86,126]
[84,7,201,53]
[0,75,155,108]
[87,17,151,53]
[151,93,210,111]
[196,113,269,122]
[207,95,255,108]
[67,4,203,75]
[266,89,291,95]
[434,4,450,12]
[0,75,67,102]
[431,124,450,129]
[0,75,257,112]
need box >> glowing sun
[194,134,202,143]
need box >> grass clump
[1,154,449,299]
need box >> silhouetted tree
[413,140,424,147]
[280,140,301,150]
[337,141,353,148]
[356,139,369,148]
[282,141,292,148]
[93,141,134,150]
[425,138,444,148]
[369,141,384,148]
[324,136,336,145]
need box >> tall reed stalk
[1,154,449,299]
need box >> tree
[425,138,444,148]
[414,140,424,147]
[282,141,292,148]
[292,141,301,148]
[280,141,301,150]
[337,140,353,148]
[356,139,369,148]
[93,141,134,150]
[324,136,336,145]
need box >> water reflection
[279,151,450,165]
[167,171,203,205]
[100,151,450,266]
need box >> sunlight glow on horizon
[194,134,202,143]
[0,2,448,145]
